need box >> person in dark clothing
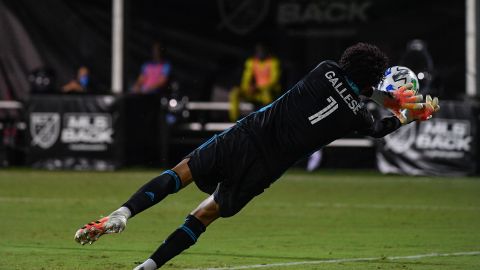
[74,43,439,270]
[62,66,94,93]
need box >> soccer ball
[377,66,420,94]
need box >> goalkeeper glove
[371,83,424,111]
[398,95,440,125]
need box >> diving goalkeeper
[74,43,439,270]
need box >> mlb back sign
[376,100,478,176]
[61,113,113,151]
[28,95,121,170]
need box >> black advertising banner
[27,95,122,170]
[376,100,478,176]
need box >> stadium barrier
[0,101,26,166]
[178,101,372,146]
[23,95,479,174]
[24,95,375,170]
[165,100,375,168]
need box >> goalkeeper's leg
[134,195,220,270]
[74,159,193,245]
[123,159,193,217]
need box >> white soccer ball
[378,66,420,94]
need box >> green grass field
[0,169,479,270]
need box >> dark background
[0,0,465,101]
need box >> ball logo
[391,67,410,85]
[30,113,61,149]
[217,0,270,35]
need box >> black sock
[150,215,206,268]
[123,170,181,217]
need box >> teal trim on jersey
[345,76,360,96]
[198,135,216,150]
[258,103,273,112]
[163,170,181,193]
[180,225,198,242]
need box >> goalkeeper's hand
[398,95,440,125]
[371,83,424,111]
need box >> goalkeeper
[74,43,439,270]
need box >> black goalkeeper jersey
[237,60,401,177]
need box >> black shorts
[186,126,274,217]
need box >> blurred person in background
[62,66,93,94]
[132,41,171,95]
[399,39,435,95]
[229,43,281,121]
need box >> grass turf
[0,169,479,269]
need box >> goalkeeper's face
[360,86,375,97]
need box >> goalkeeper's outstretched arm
[357,115,402,138]
[356,94,440,138]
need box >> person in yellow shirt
[229,44,281,121]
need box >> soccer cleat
[74,212,127,245]
[75,217,109,245]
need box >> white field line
[0,196,118,203]
[254,201,480,212]
[186,251,480,270]
[306,202,480,211]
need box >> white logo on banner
[217,0,270,35]
[384,123,417,154]
[385,118,472,159]
[61,113,113,151]
[416,119,472,159]
[30,113,61,149]
[277,1,372,25]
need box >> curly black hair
[339,43,388,95]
